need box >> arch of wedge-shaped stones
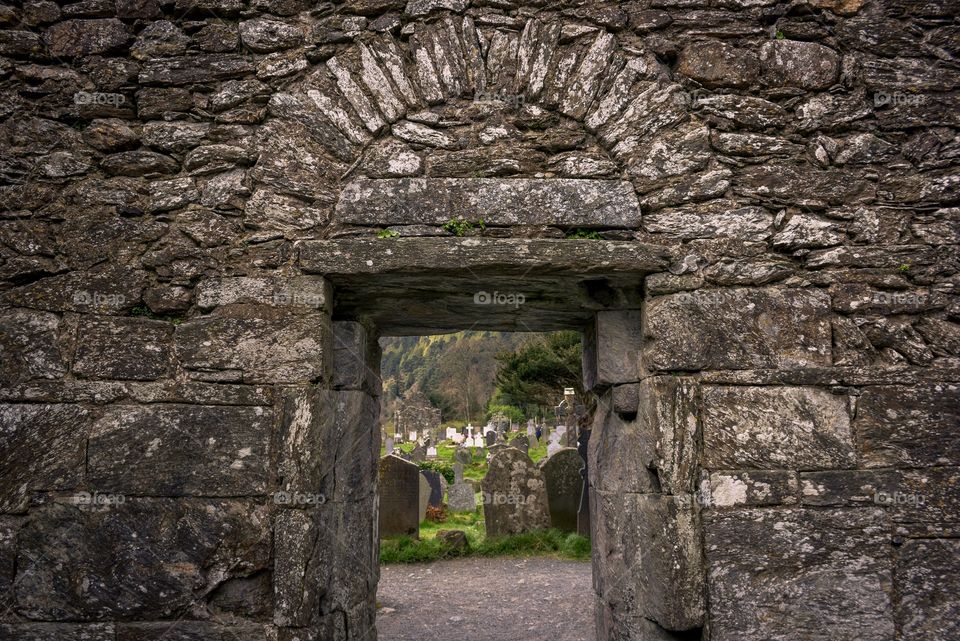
[0,1,958,641]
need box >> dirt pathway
[377,557,595,641]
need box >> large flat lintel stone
[334,178,641,228]
[299,238,670,275]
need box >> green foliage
[899,263,911,272]
[775,30,785,39]
[485,404,525,423]
[377,229,400,238]
[442,217,485,236]
[418,460,455,484]
[493,331,583,411]
[565,229,603,240]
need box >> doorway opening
[317,236,702,640]
[375,329,595,641]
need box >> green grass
[380,508,591,564]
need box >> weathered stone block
[239,17,303,53]
[87,404,273,495]
[760,40,840,90]
[0,515,21,595]
[176,309,331,384]
[274,508,320,627]
[139,54,255,85]
[333,321,380,393]
[705,508,894,641]
[301,238,669,276]
[277,386,333,496]
[1,268,145,314]
[333,178,642,228]
[896,539,960,641]
[705,470,798,508]
[643,376,700,495]
[676,41,759,88]
[856,383,960,467]
[44,19,129,57]
[331,390,380,503]
[0,624,115,640]
[14,500,271,620]
[892,467,960,537]
[0,309,66,386]
[800,470,899,507]
[0,403,90,512]
[115,622,274,640]
[701,386,855,469]
[611,383,639,417]
[588,392,658,495]
[315,496,379,615]
[195,276,331,312]
[72,317,172,381]
[582,310,642,390]
[643,288,833,371]
[593,491,704,632]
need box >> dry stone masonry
[0,0,957,640]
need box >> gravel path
[377,557,595,641]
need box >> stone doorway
[318,235,705,640]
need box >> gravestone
[418,472,430,522]
[378,455,420,538]
[485,430,497,447]
[446,427,459,439]
[454,448,472,465]
[547,426,566,457]
[385,436,394,455]
[512,434,530,453]
[408,431,417,442]
[410,443,427,462]
[448,463,477,513]
[540,447,583,532]
[421,469,445,508]
[426,446,438,458]
[481,448,551,537]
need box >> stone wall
[0,0,957,640]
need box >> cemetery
[0,1,957,640]
[377,381,592,566]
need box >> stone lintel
[333,178,641,228]
[299,238,669,276]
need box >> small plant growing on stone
[442,218,484,237]
[775,30,785,39]
[899,263,911,272]
[565,229,603,240]
[130,304,160,319]
[377,229,400,238]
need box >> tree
[492,331,583,414]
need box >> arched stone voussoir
[269,14,689,182]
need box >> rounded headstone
[540,448,583,532]
[481,448,550,537]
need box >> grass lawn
[380,507,591,564]
[378,430,587,565]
